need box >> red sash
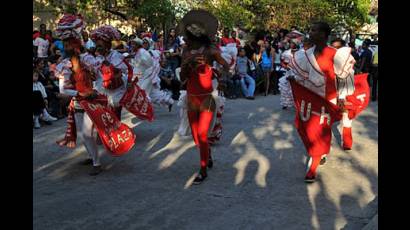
[345,73,370,119]
[123,59,134,83]
[290,79,342,157]
[80,95,136,156]
[119,77,154,122]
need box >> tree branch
[104,8,128,20]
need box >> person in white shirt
[33,25,50,59]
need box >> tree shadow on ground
[33,95,378,230]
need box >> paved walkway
[33,95,378,230]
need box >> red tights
[188,109,213,169]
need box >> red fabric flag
[119,79,154,122]
[80,97,136,156]
[290,79,343,157]
[345,73,370,120]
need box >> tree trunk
[348,28,353,43]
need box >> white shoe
[42,110,58,121]
[33,117,41,129]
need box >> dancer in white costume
[175,67,190,136]
[132,37,174,109]
[278,39,302,109]
[90,25,129,120]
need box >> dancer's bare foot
[67,141,76,148]
[56,139,76,148]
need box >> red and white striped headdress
[90,25,121,42]
[56,13,85,40]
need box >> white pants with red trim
[74,112,101,166]
[340,112,353,149]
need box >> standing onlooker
[236,48,255,99]
[159,59,181,100]
[221,28,234,46]
[349,42,360,61]
[270,43,281,95]
[244,40,257,62]
[220,28,238,75]
[371,47,378,101]
[359,40,373,74]
[82,31,96,53]
[258,41,275,96]
[231,30,241,49]
[272,44,286,94]
[33,24,52,41]
[331,38,346,49]
[33,24,50,62]
[154,34,165,52]
[50,37,65,58]
[82,31,90,45]
[164,28,180,75]
[127,34,136,53]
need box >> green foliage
[38,0,372,34]
[134,0,175,29]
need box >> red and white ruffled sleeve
[56,58,78,97]
[334,47,356,99]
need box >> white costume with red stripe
[291,46,356,151]
[279,49,295,108]
[133,48,174,107]
[94,49,129,108]
[56,57,101,166]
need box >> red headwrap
[90,25,121,42]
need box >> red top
[220,37,235,46]
[71,68,94,96]
[187,64,214,95]
[33,32,52,42]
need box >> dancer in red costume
[178,10,230,184]
[287,22,368,182]
[54,14,104,175]
[55,14,135,176]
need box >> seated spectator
[226,74,241,99]
[236,48,255,99]
[33,70,57,129]
[34,58,61,118]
